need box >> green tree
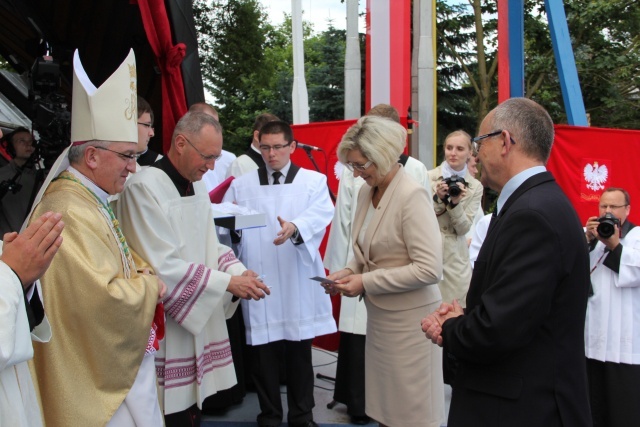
[525,0,640,129]
[307,23,346,122]
[436,0,498,133]
[260,17,347,124]
[194,0,274,153]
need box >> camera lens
[597,222,615,239]
[448,184,461,198]
[597,213,620,239]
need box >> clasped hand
[1,211,64,288]
[421,300,464,347]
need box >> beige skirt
[364,299,444,427]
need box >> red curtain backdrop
[136,0,188,153]
[547,125,640,225]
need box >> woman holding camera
[429,130,483,307]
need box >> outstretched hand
[274,216,297,246]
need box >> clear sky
[258,0,365,33]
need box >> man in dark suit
[422,97,592,426]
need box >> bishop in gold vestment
[30,173,159,426]
[26,48,163,427]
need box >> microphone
[295,141,322,151]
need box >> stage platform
[202,347,451,426]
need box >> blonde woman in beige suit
[327,115,445,427]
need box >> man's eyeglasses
[344,160,373,172]
[93,146,141,163]
[180,134,222,161]
[471,130,517,153]
[599,204,628,210]
[259,143,292,153]
[138,122,154,130]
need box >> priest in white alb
[223,120,336,427]
[116,111,270,427]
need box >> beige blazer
[347,166,443,311]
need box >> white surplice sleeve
[617,227,640,288]
[469,214,492,269]
[323,167,360,273]
[404,156,433,201]
[0,261,33,370]
[290,172,334,265]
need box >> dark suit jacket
[442,171,592,427]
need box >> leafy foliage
[194,0,274,153]
[525,0,640,129]
[193,0,640,157]
[194,1,350,154]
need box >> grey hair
[491,97,554,163]
[172,112,222,144]
[337,115,406,177]
[68,140,111,165]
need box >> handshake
[420,299,465,347]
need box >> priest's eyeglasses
[259,143,292,152]
[599,204,628,210]
[345,160,373,172]
[180,134,222,161]
[94,146,141,163]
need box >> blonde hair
[444,130,473,151]
[338,115,406,177]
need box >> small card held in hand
[310,276,337,285]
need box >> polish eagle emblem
[584,161,608,191]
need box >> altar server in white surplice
[223,120,336,427]
[117,111,270,427]
[0,212,63,427]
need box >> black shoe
[291,421,318,427]
[350,415,371,425]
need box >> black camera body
[597,213,621,239]
[444,175,468,198]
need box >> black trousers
[248,339,315,426]
[333,332,366,417]
[586,358,640,427]
[164,403,201,427]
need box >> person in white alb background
[584,187,640,427]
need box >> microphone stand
[301,147,336,203]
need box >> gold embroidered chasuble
[29,172,159,427]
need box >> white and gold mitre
[70,48,138,144]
